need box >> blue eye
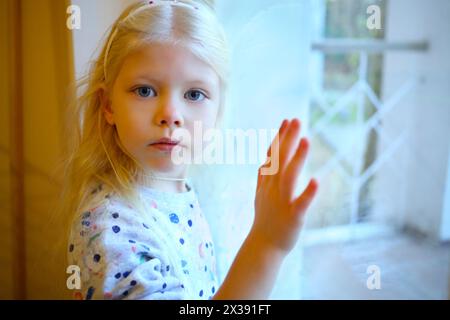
[185,90,206,102]
[134,86,155,98]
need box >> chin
[145,158,184,173]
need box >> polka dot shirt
[67,182,218,300]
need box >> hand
[252,119,318,255]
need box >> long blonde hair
[55,0,230,296]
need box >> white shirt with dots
[68,182,219,300]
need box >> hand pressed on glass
[213,119,319,300]
[253,118,318,254]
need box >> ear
[99,85,115,126]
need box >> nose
[153,96,184,128]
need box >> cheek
[113,109,148,148]
[190,103,220,127]
[183,108,217,138]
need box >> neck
[139,169,188,193]
[144,179,187,193]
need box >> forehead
[117,43,219,85]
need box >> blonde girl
[63,0,318,300]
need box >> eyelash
[132,86,208,102]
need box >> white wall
[375,0,450,241]
[71,0,136,78]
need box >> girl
[63,0,318,300]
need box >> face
[103,43,221,176]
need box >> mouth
[148,138,180,152]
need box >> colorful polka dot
[122,290,129,296]
[181,260,187,267]
[142,223,149,229]
[169,213,179,223]
[188,219,193,227]
[112,212,119,219]
[82,211,91,219]
[212,286,215,293]
[112,225,120,233]
[204,265,207,272]
[128,240,136,244]
[179,238,185,245]
[114,272,121,279]
[166,265,170,272]
[93,254,101,263]
[199,290,203,297]
[162,283,167,289]
[86,286,95,300]
[69,244,74,252]
[139,253,153,264]
[190,204,194,208]
[123,271,131,278]
[130,280,137,286]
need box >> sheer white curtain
[194,0,313,299]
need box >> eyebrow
[132,75,212,87]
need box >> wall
[375,0,450,241]
[71,0,136,79]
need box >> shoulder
[69,183,145,244]
[67,182,162,261]
[81,182,148,219]
[70,181,174,237]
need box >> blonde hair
[55,0,230,297]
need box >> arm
[212,230,286,300]
[213,119,318,300]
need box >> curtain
[195,0,313,299]
[0,0,75,299]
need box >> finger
[279,118,301,171]
[282,138,309,198]
[292,178,318,219]
[267,119,288,158]
[258,120,288,192]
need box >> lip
[149,138,180,152]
